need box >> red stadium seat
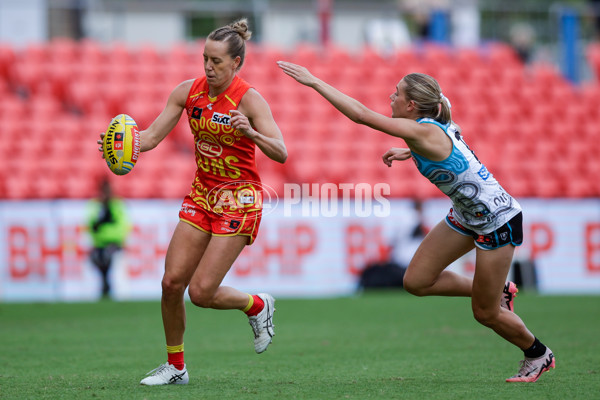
[48,37,78,64]
[3,174,34,200]
[486,42,523,67]
[291,43,320,67]
[456,47,485,68]
[78,39,106,62]
[532,175,564,198]
[0,40,595,199]
[0,44,16,82]
[419,43,453,65]
[586,42,600,80]
[12,62,46,95]
[0,93,28,120]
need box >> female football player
[278,61,554,383]
[100,19,286,385]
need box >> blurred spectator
[509,22,536,64]
[450,0,480,47]
[398,0,450,41]
[87,178,130,299]
[364,18,412,54]
[390,199,429,269]
[358,200,428,290]
[590,0,600,40]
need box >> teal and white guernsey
[411,118,522,234]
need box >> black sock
[523,337,547,358]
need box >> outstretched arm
[277,61,421,142]
[278,61,454,161]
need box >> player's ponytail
[230,18,252,41]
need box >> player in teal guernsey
[411,118,521,238]
[279,62,554,382]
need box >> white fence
[1,198,599,302]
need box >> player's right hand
[382,147,412,167]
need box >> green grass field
[1,292,599,400]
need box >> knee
[472,305,500,327]
[403,276,426,297]
[161,275,187,299]
[188,285,216,308]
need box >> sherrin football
[103,114,140,175]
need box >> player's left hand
[98,132,106,159]
[230,110,258,139]
[382,147,412,167]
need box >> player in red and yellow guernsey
[96,19,287,386]
[182,72,264,240]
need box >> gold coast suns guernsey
[184,75,262,214]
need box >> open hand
[277,61,318,87]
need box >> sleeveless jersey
[411,118,522,234]
[184,75,262,214]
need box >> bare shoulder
[239,87,271,114]
[167,79,195,105]
[407,121,452,160]
[242,87,267,103]
[173,79,195,95]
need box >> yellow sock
[241,293,254,313]
[166,344,184,353]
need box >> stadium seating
[0,38,598,199]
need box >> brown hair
[207,18,252,71]
[403,73,451,124]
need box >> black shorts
[445,210,523,250]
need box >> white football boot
[140,363,189,386]
[248,293,275,353]
[506,347,555,382]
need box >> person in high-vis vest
[87,178,130,299]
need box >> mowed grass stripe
[0,292,598,399]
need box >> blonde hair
[207,18,252,70]
[403,73,451,124]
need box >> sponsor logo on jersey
[477,165,490,180]
[196,134,223,157]
[239,194,255,204]
[191,107,203,120]
[238,187,255,205]
[181,204,197,216]
[211,112,231,126]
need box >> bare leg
[187,234,252,310]
[403,219,535,350]
[472,245,534,349]
[161,221,211,346]
[403,220,475,297]
[161,221,255,346]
